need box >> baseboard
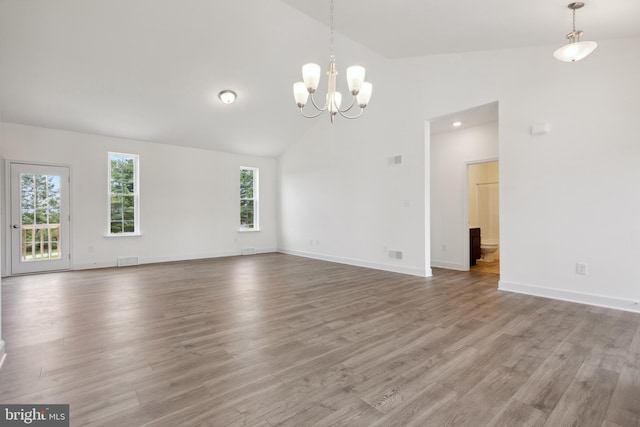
[0,340,6,372]
[499,280,640,313]
[431,260,468,271]
[278,248,431,278]
[73,248,278,271]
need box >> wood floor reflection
[0,253,638,426]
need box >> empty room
[0,0,639,425]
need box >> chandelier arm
[309,92,328,111]
[338,97,356,113]
[336,107,365,120]
[299,108,325,119]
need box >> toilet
[480,240,499,262]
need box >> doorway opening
[428,101,499,275]
[468,160,499,275]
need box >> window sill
[238,228,260,233]
[104,233,144,238]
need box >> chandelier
[553,2,597,62]
[292,0,373,123]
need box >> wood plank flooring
[0,253,639,426]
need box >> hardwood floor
[471,260,500,275]
[0,253,639,426]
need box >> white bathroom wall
[468,162,499,229]
[1,123,278,274]
[430,123,499,270]
[477,183,499,241]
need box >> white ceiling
[430,102,499,136]
[1,0,638,157]
[281,0,640,58]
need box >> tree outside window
[109,153,139,234]
[240,167,258,230]
[20,174,61,260]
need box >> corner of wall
[278,248,430,278]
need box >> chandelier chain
[572,7,576,32]
[329,0,335,56]
[329,0,335,57]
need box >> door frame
[4,160,73,276]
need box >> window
[108,152,139,235]
[240,167,258,230]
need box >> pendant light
[553,2,597,62]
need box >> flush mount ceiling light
[292,0,373,123]
[553,2,598,62]
[218,90,237,104]
[452,121,462,127]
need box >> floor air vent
[241,247,256,256]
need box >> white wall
[278,30,431,277]
[412,37,640,312]
[430,123,499,270]
[1,123,277,274]
[280,36,640,312]
[278,116,429,276]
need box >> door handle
[12,224,20,229]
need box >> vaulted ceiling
[1,0,638,157]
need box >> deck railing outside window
[20,223,61,261]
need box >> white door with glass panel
[11,163,71,274]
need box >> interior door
[10,163,71,274]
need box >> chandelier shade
[302,64,321,92]
[293,0,372,122]
[356,82,373,108]
[293,82,309,107]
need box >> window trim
[239,166,259,232]
[107,152,141,236]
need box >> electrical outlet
[576,263,588,275]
